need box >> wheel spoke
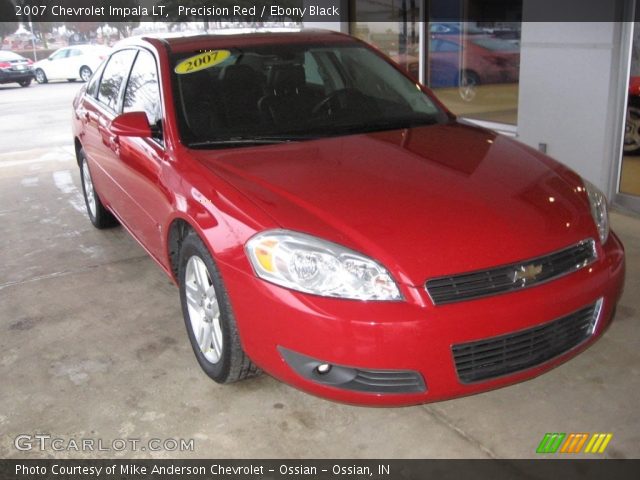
[185,286,200,311]
[205,286,219,318]
[198,323,213,352]
[211,318,223,357]
[194,260,209,292]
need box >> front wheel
[79,149,118,229]
[79,66,92,82]
[18,79,32,87]
[178,233,260,384]
[34,69,47,84]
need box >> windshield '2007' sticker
[174,50,231,74]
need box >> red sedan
[72,31,624,406]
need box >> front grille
[452,300,602,383]
[426,239,596,305]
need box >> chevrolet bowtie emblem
[512,264,543,284]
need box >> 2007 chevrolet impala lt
[71,30,625,406]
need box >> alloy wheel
[184,255,223,364]
[81,160,96,218]
[35,69,46,84]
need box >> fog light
[316,363,332,375]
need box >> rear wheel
[18,79,31,87]
[34,69,47,84]
[79,149,118,229]
[80,66,92,82]
[178,233,260,384]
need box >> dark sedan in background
[0,51,34,87]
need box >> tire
[178,233,260,384]
[624,96,640,155]
[80,66,92,82]
[18,79,31,87]
[78,149,118,229]
[34,69,47,84]
[459,70,480,102]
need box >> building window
[351,0,522,126]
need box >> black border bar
[1,0,639,23]
[1,459,640,480]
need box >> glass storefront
[621,23,640,198]
[351,0,522,125]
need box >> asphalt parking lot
[1,81,639,459]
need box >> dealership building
[312,0,640,215]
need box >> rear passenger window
[123,50,162,129]
[86,61,106,98]
[97,49,136,112]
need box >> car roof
[115,29,354,54]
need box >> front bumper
[220,233,625,406]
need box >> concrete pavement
[0,82,638,459]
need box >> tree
[106,0,140,38]
[32,21,63,48]
[0,0,17,45]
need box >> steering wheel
[312,88,366,118]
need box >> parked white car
[33,45,111,84]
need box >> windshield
[171,42,449,148]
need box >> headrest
[268,64,306,94]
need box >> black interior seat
[180,69,226,139]
[219,64,265,129]
[259,64,315,127]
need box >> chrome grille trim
[425,239,597,305]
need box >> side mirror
[110,111,152,137]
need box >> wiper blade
[187,138,287,148]
[187,135,318,148]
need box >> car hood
[193,123,597,285]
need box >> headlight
[245,230,402,301]
[583,180,609,244]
